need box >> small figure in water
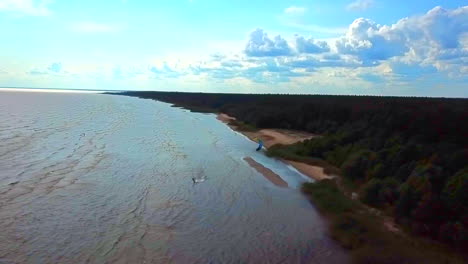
[256,138,263,151]
[192,167,207,184]
[192,176,206,183]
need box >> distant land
[2,87,468,99]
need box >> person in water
[256,139,263,151]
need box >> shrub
[302,180,358,214]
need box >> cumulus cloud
[284,6,306,15]
[396,6,467,50]
[295,36,330,53]
[0,0,53,16]
[95,5,467,86]
[239,6,468,83]
[335,18,408,62]
[245,29,292,57]
[347,0,374,11]
[336,6,468,73]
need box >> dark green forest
[119,91,468,250]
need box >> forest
[119,91,468,250]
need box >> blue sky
[0,0,467,97]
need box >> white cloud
[71,22,121,33]
[335,18,408,63]
[295,36,330,53]
[284,6,306,15]
[0,0,53,16]
[245,29,292,57]
[336,6,468,72]
[238,6,468,84]
[347,0,374,11]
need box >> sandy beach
[286,161,334,181]
[217,113,334,181]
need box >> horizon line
[1,87,466,99]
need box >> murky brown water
[0,92,348,263]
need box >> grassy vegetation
[302,180,466,264]
[227,119,257,132]
[266,144,341,175]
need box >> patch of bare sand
[217,113,332,181]
[243,157,288,188]
[217,113,315,147]
[258,129,316,147]
[216,113,236,123]
[286,160,334,181]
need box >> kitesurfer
[256,138,263,151]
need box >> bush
[302,180,358,214]
[443,167,468,209]
[396,184,421,218]
[341,150,375,181]
[331,214,369,249]
[360,179,384,207]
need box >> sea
[0,91,348,263]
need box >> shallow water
[0,92,348,263]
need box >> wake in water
[191,165,207,183]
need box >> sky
[0,0,467,97]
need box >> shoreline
[219,113,466,262]
[115,92,467,263]
[217,113,334,181]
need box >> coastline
[114,92,468,263]
[217,113,334,181]
[218,114,467,263]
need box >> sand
[217,113,236,123]
[217,113,315,147]
[286,161,334,181]
[243,129,315,148]
[243,157,288,188]
[217,113,334,181]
